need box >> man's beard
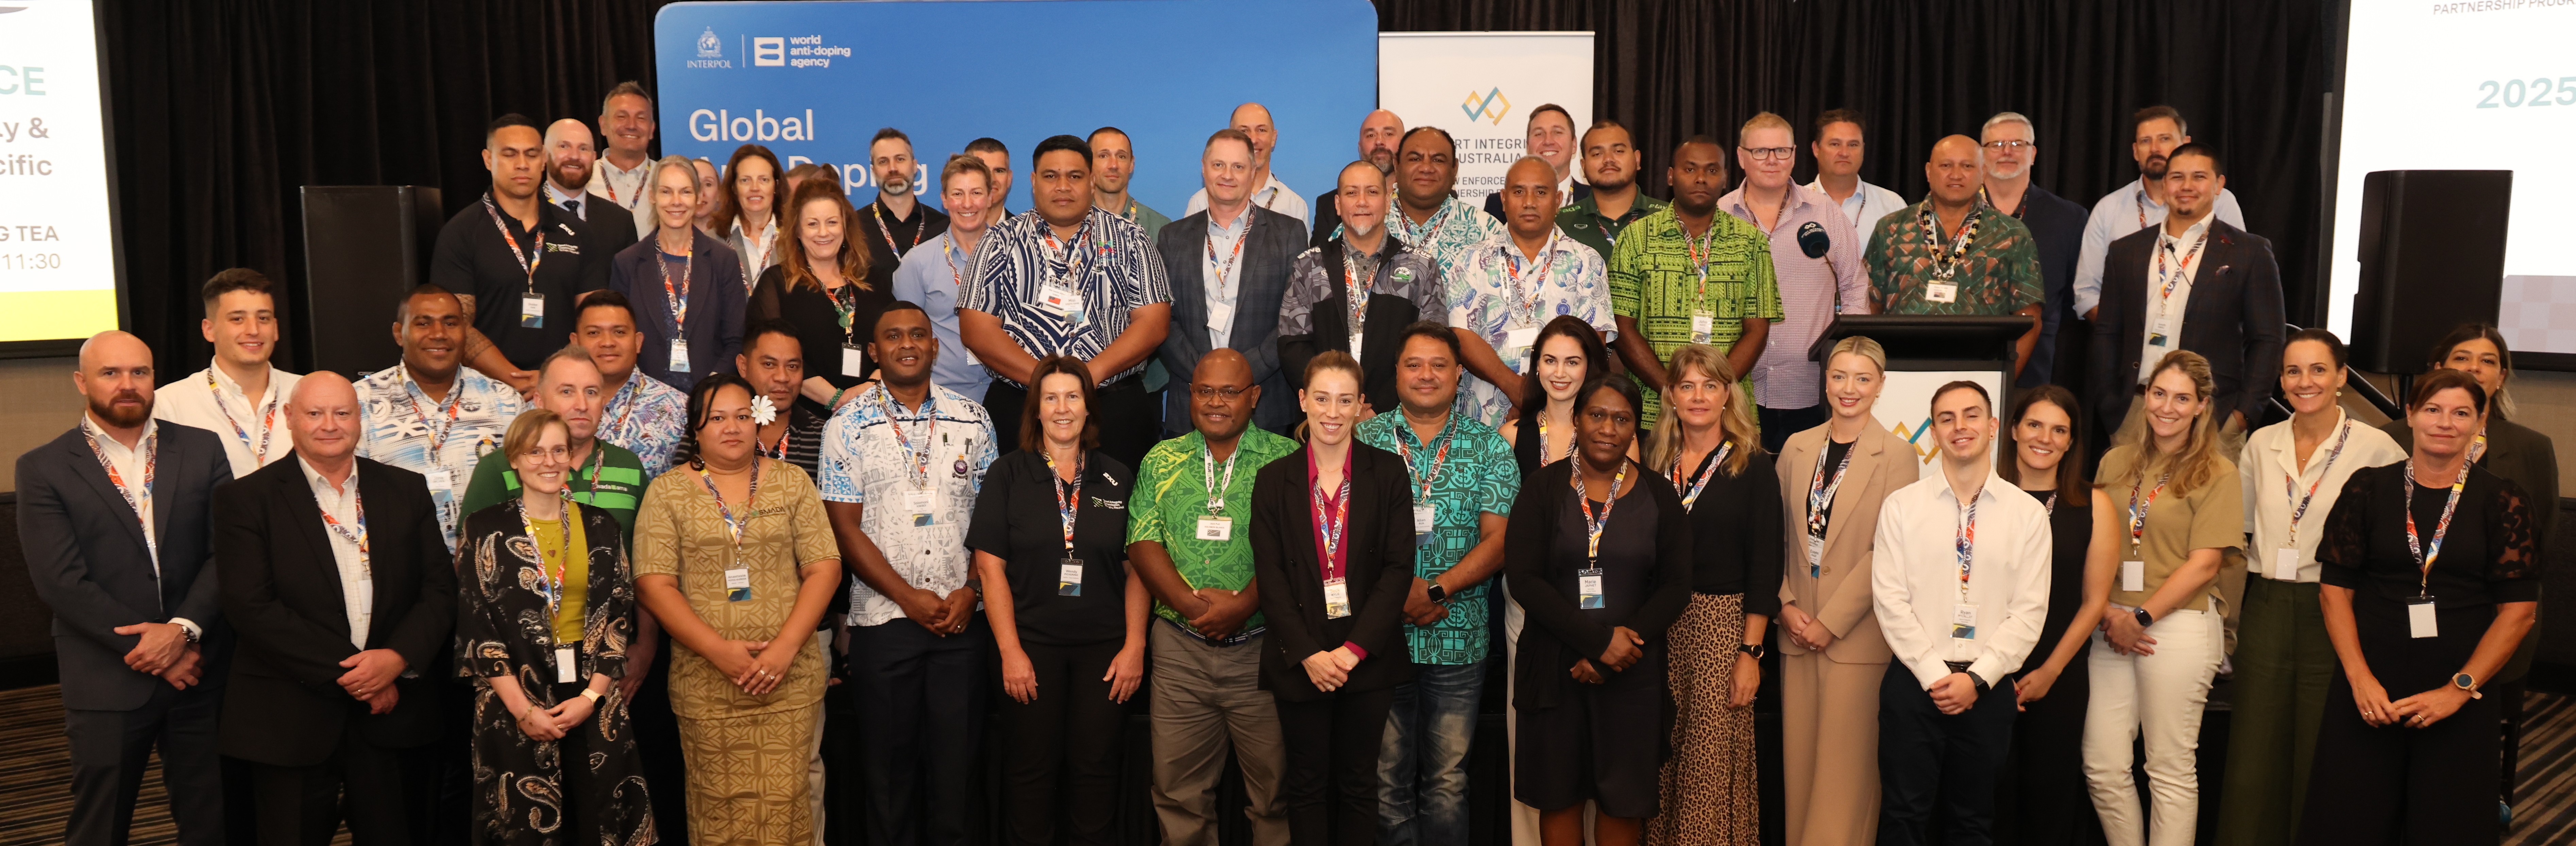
[89,390,150,428]
[880,176,912,197]
[1344,218,1381,238]
[551,168,589,194]
[1985,162,2027,182]
[1368,152,1395,174]
[2142,155,2169,181]
[1591,170,1633,191]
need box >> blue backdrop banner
[654,0,1379,217]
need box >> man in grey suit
[19,331,234,845]
[1156,128,1307,434]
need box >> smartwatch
[1737,642,1766,660]
[2133,607,2156,629]
[1424,582,1449,605]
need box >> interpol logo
[696,27,722,58]
[1461,87,1512,125]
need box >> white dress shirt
[2134,217,2213,385]
[587,155,655,239]
[1807,177,1908,252]
[154,364,302,478]
[1872,465,2054,691]
[2072,179,2246,317]
[82,415,204,640]
[299,455,374,649]
[1202,207,1251,349]
[1187,171,1310,227]
[2238,410,2407,583]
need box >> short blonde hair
[1739,111,1794,145]
[502,408,569,465]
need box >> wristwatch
[1737,642,1766,660]
[1424,582,1449,604]
[966,579,984,601]
[579,688,604,703]
[1968,671,1991,694]
[2133,607,2156,629]
[2454,672,2483,699]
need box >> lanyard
[1046,450,1083,555]
[2468,428,2489,464]
[740,219,777,273]
[1122,200,1141,224]
[1681,216,1723,306]
[2153,229,2207,313]
[2281,420,2354,544]
[1341,249,1373,336]
[1206,216,1250,297]
[827,282,862,343]
[572,443,606,502]
[207,369,278,461]
[1572,460,1628,566]
[1202,441,1240,513]
[758,420,794,461]
[1501,233,1560,317]
[697,461,765,550]
[1395,416,1456,506]
[879,387,937,488]
[1309,458,1353,579]
[601,377,640,440]
[659,243,694,335]
[480,193,545,290]
[1916,203,1979,282]
[316,482,370,578]
[873,202,927,258]
[2402,459,2468,597]
[1397,203,1453,247]
[517,498,575,621]
[1672,442,1735,513]
[942,233,969,292]
[1040,215,1097,289]
[1538,413,1576,465]
[399,369,463,460]
[1956,487,1984,601]
[82,424,158,559]
[1807,440,1856,542]
[2127,471,2172,546]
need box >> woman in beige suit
[1772,336,1921,846]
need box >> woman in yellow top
[2082,350,2243,846]
[456,408,655,845]
[633,372,843,845]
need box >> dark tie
[562,199,581,219]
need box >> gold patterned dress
[631,459,837,846]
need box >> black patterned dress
[457,500,657,845]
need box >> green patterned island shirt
[1608,205,1782,426]
[1126,427,1300,642]
[1863,201,2043,316]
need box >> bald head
[287,371,362,462]
[1925,134,1984,207]
[78,330,151,373]
[1358,109,1404,172]
[1498,156,1562,239]
[1188,349,1259,443]
[75,331,156,429]
[544,118,597,194]
[1230,103,1279,171]
[290,370,357,410]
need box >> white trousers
[2082,606,2222,846]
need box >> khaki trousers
[1148,624,1291,846]
[2112,394,2250,655]
[1778,651,1885,846]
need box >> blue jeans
[1376,662,1485,845]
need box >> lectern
[1808,315,2032,468]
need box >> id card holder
[670,339,692,375]
[520,292,545,328]
[2273,547,2301,581]
[1578,568,1606,610]
[1413,505,1436,547]
[903,489,937,527]
[1924,282,1959,304]
[1690,312,1714,344]
[2147,316,2174,350]
[1196,516,1233,541]
[555,645,579,683]
[843,346,866,377]
[724,567,752,602]
[2121,560,2146,592]
[1323,577,1352,618]
[1038,284,1085,325]
[1951,604,1978,640]
[1806,533,1826,578]
[2408,596,2439,639]
[1349,332,1366,359]
[1208,300,1235,333]
[1503,326,1541,371]
[424,469,457,491]
[1057,559,1084,597]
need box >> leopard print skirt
[1644,592,1759,846]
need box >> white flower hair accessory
[751,394,779,426]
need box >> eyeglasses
[1981,140,2035,151]
[1190,385,1248,401]
[520,445,572,461]
[1740,146,1796,162]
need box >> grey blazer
[17,422,234,711]
[1155,206,1306,430]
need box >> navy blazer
[17,422,234,711]
[2014,185,2090,387]
[2088,218,2286,430]
[609,229,748,394]
[1155,206,1305,430]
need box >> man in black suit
[1976,112,2092,391]
[214,372,457,846]
[542,118,641,264]
[20,331,233,846]
[1308,109,1404,248]
[2088,142,2284,452]
[1158,128,1308,434]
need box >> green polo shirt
[1126,427,1299,641]
[1609,206,1782,426]
[1354,410,1518,665]
[459,440,648,545]
[1556,191,1668,259]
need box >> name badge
[2273,547,2301,581]
[1806,534,1826,577]
[1196,516,1233,541]
[1208,300,1235,334]
[1503,326,1542,371]
[2121,560,2146,592]
[554,645,578,683]
[1578,568,1606,610]
[424,469,457,490]
[1323,577,1352,619]
[724,567,752,602]
[1349,332,1366,366]
[2148,316,2175,349]
[1057,559,1084,597]
[520,292,545,328]
[1951,604,1979,640]
[669,339,692,375]
[1690,312,1715,344]
[1038,284,1085,323]
[2407,597,2438,638]
[355,577,374,616]
[842,346,866,378]
[902,490,937,526]
[1924,282,1959,304]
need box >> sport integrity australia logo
[1461,87,1512,125]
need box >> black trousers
[1992,647,2091,846]
[1277,687,1395,846]
[64,679,225,846]
[1877,662,2018,846]
[849,617,987,846]
[996,638,1131,846]
[983,376,1157,471]
[627,639,691,845]
[2295,664,2501,844]
[249,718,441,846]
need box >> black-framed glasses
[1190,385,1248,401]
[1740,146,1796,162]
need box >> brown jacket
[1774,421,1923,664]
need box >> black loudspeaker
[299,186,444,379]
[2349,170,2512,374]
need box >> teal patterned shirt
[1355,410,1519,664]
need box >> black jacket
[214,453,457,766]
[1276,236,1443,417]
[2011,185,2089,387]
[608,229,748,394]
[2089,218,2285,430]
[17,422,233,711]
[1504,460,1694,710]
[1155,206,1306,430]
[1252,443,1418,701]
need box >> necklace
[1916,203,1980,281]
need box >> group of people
[19,77,2553,846]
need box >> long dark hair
[1516,315,1613,435]
[683,372,758,469]
[714,143,784,235]
[2000,384,2087,495]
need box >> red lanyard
[317,484,370,576]
[480,193,545,289]
[697,461,764,550]
[1039,216,1097,287]
[1309,452,1352,579]
[82,423,158,555]
[1572,460,1628,566]
[660,243,694,334]
[1955,489,1982,600]
[2154,229,2207,304]
[879,387,938,488]
[2402,460,2467,597]
[1395,418,1454,505]
[874,203,926,257]
[1502,233,1560,315]
[400,371,462,458]
[2128,472,2172,545]
[1047,451,1083,555]
[516,499,573,616]
[1206,216,1250,294]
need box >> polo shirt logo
[1090,497,1124,510]
[545,243,581,255]
[1392,267,1414,284]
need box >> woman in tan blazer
[1772,336,1922,846]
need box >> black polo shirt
[964,449,1135,646]
[853,197,950,295]
[430,192,609,370]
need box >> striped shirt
[1722,183,1870,410]
[959,207,1171,386]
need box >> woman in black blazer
[1506,374,1695,846]
[1252,350,1419,846]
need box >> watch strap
[1424,582,1447,604]
[2134,607,2156,628]
[579,688,604,703]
